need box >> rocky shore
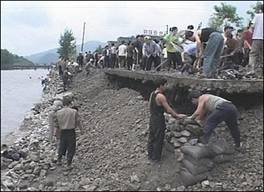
[1,69,263,191]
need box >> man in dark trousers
[55,97,84,169]
[194,27,225,78]
[148,79,186,162]
[187,90,241,151]
[77,53,84,68]
[62,67,70,91]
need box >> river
[1,69,49,143]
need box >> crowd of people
[68,4,263,79]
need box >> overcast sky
[1,1,259,56]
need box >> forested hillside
[1,49,35,70]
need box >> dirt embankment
[1,69,263,191]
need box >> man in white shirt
[110,43,117,68]
[118,41,127,68]
[248,4,263,77]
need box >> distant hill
[25,41,106,65]
[1,49,35,70]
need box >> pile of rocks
[164,115,203,157]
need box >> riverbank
[1,68,263,191]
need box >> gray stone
[181,130,191,137]
[19,181,29,189]
[33,166,41,175]
[8,161,18,169]
[176,185,185,191]
[82,185,97,191]
[189,139,198,145]
[45,178,54,187]
[40,170,47,177]
[2,179,15,190]
[201,180,210,187]
[130,174,140,183]
[13,163,23,171]
[30,155,40,162]
[173,141,182,148]
[178,137,188,144]
[164,184,171,190]
[25,169,33,174]
[173,131,182,138]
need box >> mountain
[25,41,106,65]
[1,49,34,70]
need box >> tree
[94,45,103,54]
[247,1,263,21]
[57,29,76,60]
[208,3,243,30]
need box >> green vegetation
[57,29,77,60]
[208,3,243,30]
[246,1,263,21]
[95,45,103,54]
[1,49,35,70]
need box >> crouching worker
[85,58,95,76]
[188,90,241,151]
[148,79,186,162]
[54,97,84,169]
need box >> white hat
[53,100,63,110]
[144,36,151,40]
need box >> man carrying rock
[148,79,186,162]
[54,97,84,169]
[187,90,241,151]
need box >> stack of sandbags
[208,139,235,164]
[179,145,216,186]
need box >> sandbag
[213,154,233,164]
[182,159,213,176]
[180,145,216,160]
[180,167,209,187]
[184,155,214,169]
[208,140,235,155]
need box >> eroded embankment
[105,69,263,113]
[1,69,263,191]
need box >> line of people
[60,5,262,80]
